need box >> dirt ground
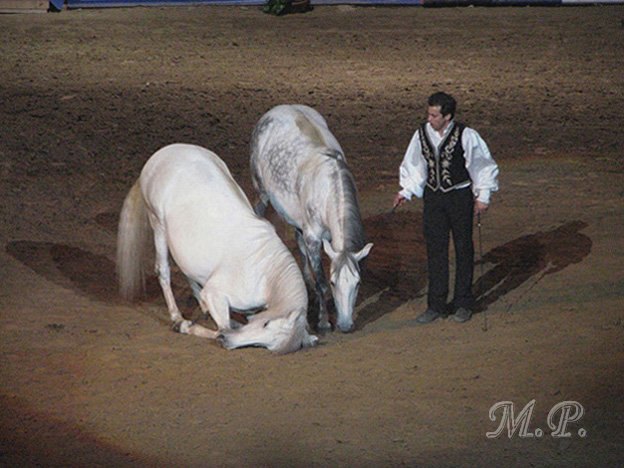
[1,5,623,466]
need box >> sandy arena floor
[1,5,623,466]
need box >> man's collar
[426,119,455,138]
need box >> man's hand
[393,193,407,210]
[474,200,489,215]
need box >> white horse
[250,104,373,333]
[116,143,318,353]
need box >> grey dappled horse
[250,105,373,332]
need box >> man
[393,92,499,324]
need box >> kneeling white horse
[117,143,318,353]
[250,104,373,332]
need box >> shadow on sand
[473,220,592,312]
[354,216,591,329]
[5,214,591,330]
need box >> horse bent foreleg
[199,287,234,332]
[182,323,219,339]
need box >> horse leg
[303,234,331,331]
[151,223,188,331]
[295,229,315,288]
[187,277,202,302]
[198,287,233,332]
[253,192,270,217]
[171,276,220,339]
[251,165,269,216]
[151,221,215,338]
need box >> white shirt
[398,121,499,204]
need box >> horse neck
[262,241,308,315]
[324,163,366,254]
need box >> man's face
[427,105,452,133]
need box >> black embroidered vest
[419,122,470,192]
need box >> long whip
[477,213,488,332]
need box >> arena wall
[65,0,624,6]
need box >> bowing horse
[250,104,373,332]
[117,143,317,353]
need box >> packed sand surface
[1,5,623,466]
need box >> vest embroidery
[419,122,470,192]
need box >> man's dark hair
[428,92,457,119]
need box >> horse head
[323,239,373,333]
[217,309,318,354]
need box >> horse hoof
[172,320,191,334]
[216,333,234,350]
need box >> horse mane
[257,233,308,313]
[292,108,363,250]
[272,253,308,309]
[328,158,366,253]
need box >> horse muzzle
[336,321,355,333]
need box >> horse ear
[322,239,338,259]
[355,242,373,262]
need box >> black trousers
[423,186,475,314]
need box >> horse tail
[116,181,151,301]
